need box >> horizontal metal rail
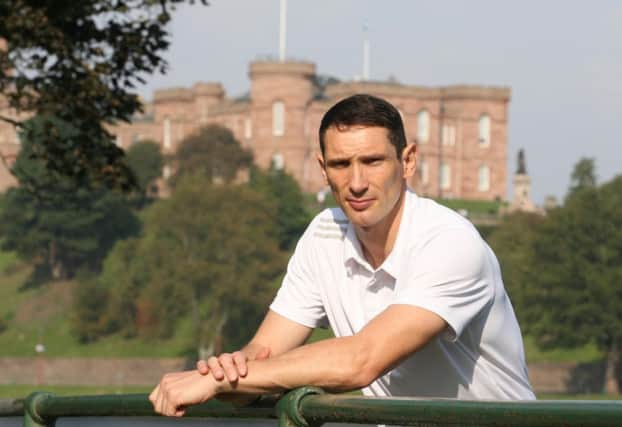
[0,388,620,427]
[0,398,23,416]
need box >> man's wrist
[209,374,231,395]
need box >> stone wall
[0,357,186,386]
[0,357,601,394]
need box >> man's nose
[349,164,368,195]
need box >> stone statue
[517,149,527,175]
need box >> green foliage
[81,174,285,351]
[0,115,140,282]
[171,124,253,186]
[523,175,622,353]
[568,157,597,197]
[0,0,207,189]
[251,167,311,250]
[124,140,164,196]
[487,212,544,312]
[71,271,113,343]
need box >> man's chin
[344,211,377,229]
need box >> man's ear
[402,142,417,179]
[317,152,328,184]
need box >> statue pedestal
[510,174,537,212]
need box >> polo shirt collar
[344,222,372,274]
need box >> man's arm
[150,305,446,416]
[197,310,313,382]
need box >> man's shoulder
[304,207,350,242]
[406,192,479,238]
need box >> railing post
[23,392,55,427]
[276,387,324,427]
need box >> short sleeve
[393,227,494,341]
[270,230,328,328]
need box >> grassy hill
[0,249,603,364]
[0,259,196,358]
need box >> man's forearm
[216,334,376,395]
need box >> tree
[82,174,285,354]
[486,211,544,314]
[568,157,597,197]
[0,114,140,282]
[521,174,622,394]
[171,124,252,186]
[0,0,207,189]
[125,140,164,197]
[250,167,311,251]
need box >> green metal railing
[1,388,622,427]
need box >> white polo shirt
[270,189,535,400]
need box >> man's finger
[232,351,248,377]
[149,384,160,413]
[219,353,239,382]
[196,359,210,375]
[207,356,225,380]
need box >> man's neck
[355,188,407,270]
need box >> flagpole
[279,0,287,61]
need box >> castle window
[272,152,284,170]
[440,163,451,190]
[478,165,490,192]
[417,110,430,143]
[272,101,285,136]
[244,117,252,139]
[479,114,491,146]
[442,124,456,146]
[163,118,172,149]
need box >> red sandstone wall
[0,61,511,201]
[0,357,585,393]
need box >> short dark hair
[319,94,407,157]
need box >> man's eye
[331,162,348,168]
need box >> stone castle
[0,59,511,199]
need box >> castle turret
[249,61,316,187]
[192,82,225,124]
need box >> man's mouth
[347,198,374,211]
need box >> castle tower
[248,61,315,187]
[192,82,225,125]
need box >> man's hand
[196,346,271,382]
[149,370,220,417]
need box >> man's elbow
[344,351,383,390]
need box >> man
[150,94,534,416]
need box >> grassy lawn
[0,246,18,275]
[435,198,505,215]
[523,336,602,364]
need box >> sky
[138,0,622,204]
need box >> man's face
[318,126,415,230]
